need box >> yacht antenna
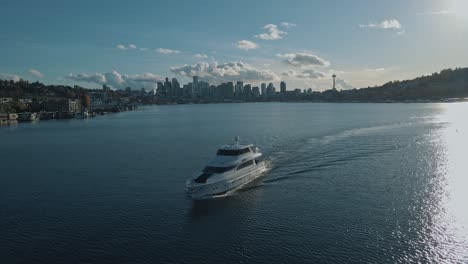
[234,136,240,146]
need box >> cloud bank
[0,73,21,82]
[170,61,279,84]
[335,78,354,90]
[66,71,163,89]
[277,53,330,67]
[29,69,44,78]
[282,68,326,79]
[194,54,208,59]
[157,48,181,54]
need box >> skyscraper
[244,84,252,99]
[235,81,243,97]
[193,76,199,96]
[280,81,286,93]
[252,86,260,98]
[172,78,180,97]
[156,82,164,97]
[164,78,172,97]
[261,83,266,96]
[267,83,275,95]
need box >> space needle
[332,74,336,90]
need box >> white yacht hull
[187,162,266,200]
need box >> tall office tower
[226,82,234,98]
[199,81,209,98]
[243,84,252,96]
[187,83,193,97]
[280,81,286,93]
[156,82,165,97]
[261,83,266,96]
[235,81,244,97]
[252,86,260,97]
[193,76,199,96]
[164,78,172,97]
[172,78,180,97]
[267,82,275,95]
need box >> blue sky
[1,0,467,90]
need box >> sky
[1,0,468,91]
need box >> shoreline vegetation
[1,67,468,126]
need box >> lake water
[1,103,467,263]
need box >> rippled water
[1,103,467,263]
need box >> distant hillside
[330,67,468,102]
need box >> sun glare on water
[431,103,468,261]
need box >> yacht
[186,137,266,199]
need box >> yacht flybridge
[186,137,266,199]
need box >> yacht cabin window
[237,160,254,170]
[217,148,251,156]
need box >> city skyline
[1,0,468,91]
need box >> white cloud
[0,73,21,82]
[364,68,386,72]
[194,53,208,59]
[417,10,456,15]
[29,69,44,78]
[170,61,279,84]
[116,44,127,50]
[282,68,326,79]
[359,19,402,29]
[277,53,330,68]
[66,71,163,89]
[281,22,297,28]
[236,40,259,50]
[255,24,287,40]
[157,48,181,54]
[116,44,147,51]
[335,78,354,90]
[395,30,406,36]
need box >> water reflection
[401,103,468,263]
[188,176,266,220]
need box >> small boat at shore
[186,136,266,199]
[74,111,89,119]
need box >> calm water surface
[1,103,467,263]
